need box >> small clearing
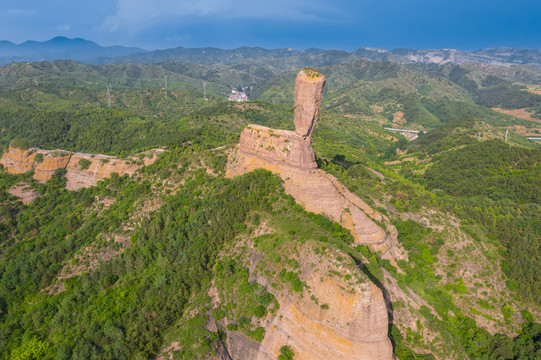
[492,107,541,124]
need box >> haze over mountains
[0,37,146,65]
[1,37,541,68]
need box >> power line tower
[505,128,508,142]
[203,81,207,100]
[162,75,168,98]
[107,85,112,108]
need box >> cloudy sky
[1,0,540,50]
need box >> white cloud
[100,0,341,33]
[8,9,35,16]
[56,25,71,31]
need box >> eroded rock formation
[8,184,40,204]
[227,152,393,251]
[225,68,400,359]
[0,146,163,192]
[239,125,317,169]
[228,69,402,258]
[294,68,326,139]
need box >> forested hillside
[0,59,539,359]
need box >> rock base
[239,125,317,170]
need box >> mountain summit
[0,37,146,65]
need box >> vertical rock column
[294,68,326,139]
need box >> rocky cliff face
[0,146,163,191]
[221,243,395,360]
[227,149,399,255]
[64,153,159,191]
[294,68,326,139]
[0,147,71,181]
[239,125,316,169]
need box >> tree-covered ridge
[0,99,297,154]
[254,60,541,132]
[1,147,538,359]
[0,148,286,358]
[425,139,541,203]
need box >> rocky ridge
[0,146,163,192]
[227,69,402,259]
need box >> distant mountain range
[0,37,146,65]
[1,37,541,68]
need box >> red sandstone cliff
[0,146,163,192]
[221,242,395,360]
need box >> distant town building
[228,89,248,102]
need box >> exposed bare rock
[8,183,40,204]
[0,147,70,179]
[239,125,316,169]
[65,153,154,190]
[0,146,164,190]
[219,242,396,360]
[294,68,326,139]
[228,67,403,258]
[34,151,72,181]
[221,68,402,359]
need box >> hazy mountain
[0,36,146,65]
[388,47,541,67]
[113,44,541,68]
[2,37,541,68]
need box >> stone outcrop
[0,146,163,191]
[227,151,396,253]
[294,68,326,139]
[64,153,160,191]
[8,184,40,204]
[239,125,316,169]
[0,147,71,181]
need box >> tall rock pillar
[294,68,326,139]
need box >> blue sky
[1,0,540,50]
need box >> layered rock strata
[222,244,395,360]
[227,150,393,252]
[238,125,316,169]
[0,146,163,191]
[225,67,397,359]
[0,147,71,181]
